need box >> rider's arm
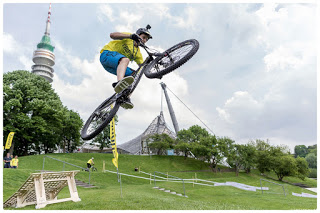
[110,32,131,40]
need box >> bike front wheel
[81,94,120,140]
[144,39,199,79]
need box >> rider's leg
[113,62,134,93]
[99,51,134,108]
[100,51,134,93]
[117,57,130,81]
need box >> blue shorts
[100,50,134,76]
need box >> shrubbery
[308,168,317,178]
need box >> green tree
[175,129,194,158]
[174,125,211,159]
[256,150,272,174]
[294,145,308,158]
[148,134,174,155]
[191,135,220,171]
[305,153,317,168]
[226,144,244,176]
[271,155,297,181]
[254,139,272,174]
[3,70,65,155]
[176,126,231,171]
[60,108,83,153]
[255,139,271,151]
[307,144,317,156]
[174,141,191,159]
[269,146,309,181]
[225,141,256,176]
[241,143,257,173]
[218,137,235,160]
[295,157,310,180]
[218,137,239,174]
[187,125,210,142]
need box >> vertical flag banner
[110,105,118,168]
[5,132,15,149]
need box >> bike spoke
[86,105,112,135]
[149,43,194,74]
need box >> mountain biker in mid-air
[99,25,152,109]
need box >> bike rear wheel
[81,94,120,140]
[144,39,199,79]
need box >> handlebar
[139,41,165,57]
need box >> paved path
[305,188,317,193]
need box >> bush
[308,168,317,178]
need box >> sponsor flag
[5,132,15,149]
[110,105,118,168]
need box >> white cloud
[163,6,198,29]
[255,4,288,27]
[216,91,262,125]
[3,33,34,71]
[3,33,18,54]
[18,55,33,71]
[98,4,114,22]
[150,4,170,19]
[152,5,199,30]
[216,107,231,123]
[97,5,143,33]
[97,4,200,33]
[120,11,142,26]
[264,43,315,72]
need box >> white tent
[118,111,176,155]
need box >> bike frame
[108,43,164,106]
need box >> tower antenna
[45,3,52,36]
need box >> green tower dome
[37,35,55,52]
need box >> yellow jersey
[87,159,93,165]
[100,32,144,65]
[11,159,19,167]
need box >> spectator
[3,153,12,168]
[9,154,14,168]
[11,155,19,169]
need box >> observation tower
[31,4,55,83]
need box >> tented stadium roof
[118,112,176,155]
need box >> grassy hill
[2,153,317,210]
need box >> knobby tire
[144,39,199,79]
[81,95,120,140]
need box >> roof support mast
[160,82,179,134]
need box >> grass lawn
[2,153,317,210]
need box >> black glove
[130,34,141,43]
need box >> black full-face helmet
[136,24,152,39]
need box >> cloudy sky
[2,1,317,152]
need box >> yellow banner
[5,132,15,149]
[110,105,118,168]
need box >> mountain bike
[84,165,97,172]
[81,39,199,140]
[91,165,97,172]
